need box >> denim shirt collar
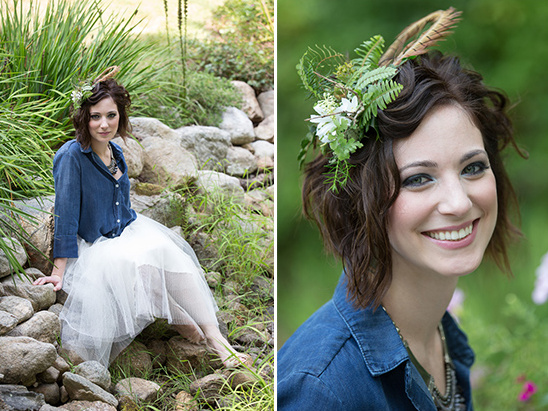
[78,140,125,176]
[332,271,475,372]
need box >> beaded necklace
[107,144,118,175]
[381,307,466,410]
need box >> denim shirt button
[115,184,120,188]
[117,219,121,223]
[115,202,119,206]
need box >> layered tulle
[59,214,218,366]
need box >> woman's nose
[437,179,473,216]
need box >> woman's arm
[33,257,67,291]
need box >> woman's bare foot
[202,325,252,368]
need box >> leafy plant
[188,0,274,91]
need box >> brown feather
[379,8,462,67]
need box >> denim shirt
[52,139,136,258]
[277,273,475,410]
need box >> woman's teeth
[426,223,473,241]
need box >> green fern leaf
[297,45,346,99]
[352,66,398,92]
[353,35,385,69]
[361,80,404,123]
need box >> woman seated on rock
[277,8,524,410]
[33,67,250,368]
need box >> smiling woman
[277,8,524,411]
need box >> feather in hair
[379,7,462,67]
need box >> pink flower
[518,381,537,402]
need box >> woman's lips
[422,219,479,249]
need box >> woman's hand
[33,257,67,292]
[33,274,63,291]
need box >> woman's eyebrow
[460,149,487,164]
[399,160,437,173]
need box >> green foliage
[188,188,273,286]
[133,35,242,128]
[188,0,274,91]
[296,35,402,191]
[461,294,548,409]
[296,45,346,99]
[0,70,66,273]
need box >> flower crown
[297,8,461,191]
[71,66,121,111]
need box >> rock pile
[0,83,274,410]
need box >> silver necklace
[381,306,466,410]
[107,144,118,175]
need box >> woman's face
[88,97,119,145]
[387,104,498,279]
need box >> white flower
[339,95,359,113]
[309,95,355,144]
[533,252,548,304]
[71,90,82,103]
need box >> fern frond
[297,45,347,99]
[379,7,462,66]
[353,35,385,69]
[361,80,403,124]
[352,66,398,92]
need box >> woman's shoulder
[278,300,362,378]
[53,140,83,168]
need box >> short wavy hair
[302,52,524,310]
[72,78,131,149]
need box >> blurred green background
[277,0,548,407]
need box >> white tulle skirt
[59,214,218,366]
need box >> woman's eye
[402,174,432,188]
[462,161,489,176]
[90,115,100,120]
[108,113,117,118]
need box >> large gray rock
[257,90,274,118]
[0,385,45,410]
[166,336,211,375]
[231,80,264,122]
[73,361,111,392]
[1,275,56,312]
[114,377,161,402]
[0,296,34,324]
[0,237,27,279]
[62,372,118,407]
[196,171,245,200]
[130,191,186,228]
[141,137,198,188]
[225,147,258,177]
[57,401,117,410]
[189,373,226,403]
[130,117,180,141]
[12,197,55,274]
[0,310,18,335]
[177,126,231,170]
[7,310,60,345]
[219,107,255,145]
[112,136,144,178]
[0,336,57,385]
[29,383,60,406]
[253,114,274,142]
[250,140,274,160]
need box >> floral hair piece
[297,8,462,191]
[71,66,121,111]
